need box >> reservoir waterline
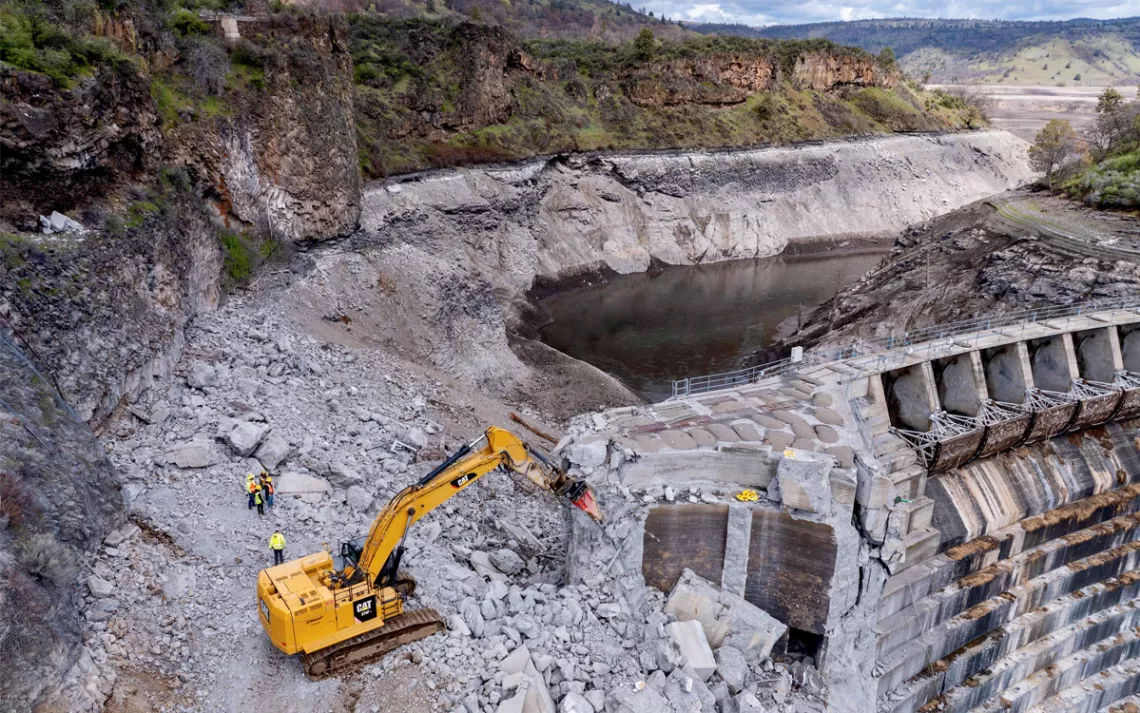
[538,249,888,402]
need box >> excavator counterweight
[257,426,602,678]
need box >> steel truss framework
[891,373,1139,472]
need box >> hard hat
[246,473,254,479]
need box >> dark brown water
[539,251,886,402]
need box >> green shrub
[169,8,211,37]
[0,7,128,85]
[220,229,253,282]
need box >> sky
[646,0,1140,27]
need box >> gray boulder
[715,646,749,693]
[186,362,217,389]
[346,484,374,512]
[255,433,292,471]
[665,568,787,664]
[490,548,526,576]
[165,437,220,468]
[327,462,364,487]
[227,422,270,457]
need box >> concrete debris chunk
[715,645,749,693]
[254,433,292,471]
[610,685,668,713]
[326,462,364,487]
[559,691,594,713]
[664,569,787,664]
[226,421,270,457]
[490,548,526,576]
[345,484,374,512]
[775,449,834,514]
[164,437,220,469]
[665,620,716,681]
[500,645,532,675]
[87,576,114,598]
[274,472,331,499]
[666,665,717,710]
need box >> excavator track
[302,608,446,680]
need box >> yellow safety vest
[269,533,285,550]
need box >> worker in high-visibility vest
[245,474,260,510]
[269,530,286,566]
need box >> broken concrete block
[164,437,220,468]
[776,449,833,514]
[227,421,270,457]
[490,548,525,575]
[665,568,787,664]
[500,645,532,675]
[715,645,749,693]
[521,659,556,713]
[274,472,331,499]
[87,576,114,598]
[665,665,717,710]
[610,685,668,713]
[345,484,374,512]
[255,433,292,471]
[186,362,217,389]
[566,436,608,468]
[559,691,594,713]
[496,690,526,713]
[665,620,716,681]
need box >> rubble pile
[78,287,835,712]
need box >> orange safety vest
[248,480,260,494]
[264,480,274,495]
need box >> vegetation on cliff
[349,17,978,177]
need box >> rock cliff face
[167,17,361,242]
[356,131,1034,331]
[793,52,890,91]
[0,16,360,243]
[0,338,124,711]
[0,62,162,221]
[0,197,222,427]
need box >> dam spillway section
[557,299,1140,713]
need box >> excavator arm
[340,426,602,589]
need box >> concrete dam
[557,300,1140,713]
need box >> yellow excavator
[257,426,603,678]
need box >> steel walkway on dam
[673,298,1140,475]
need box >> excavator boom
[257,426,602,678]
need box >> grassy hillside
[693,17,1140,85]
[350,19,977,177]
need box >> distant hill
[692,17,1140,85]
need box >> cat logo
[451,472,477,488]
[353,595,377,623]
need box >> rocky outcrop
[167,16,361,242]
[356,131,1034,332]
[0,338,124,711]
[0,62,161,222]
[793,51,892,91]
[621,55,776,108]
[0,197,222,427]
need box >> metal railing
[671,297,1140,399]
